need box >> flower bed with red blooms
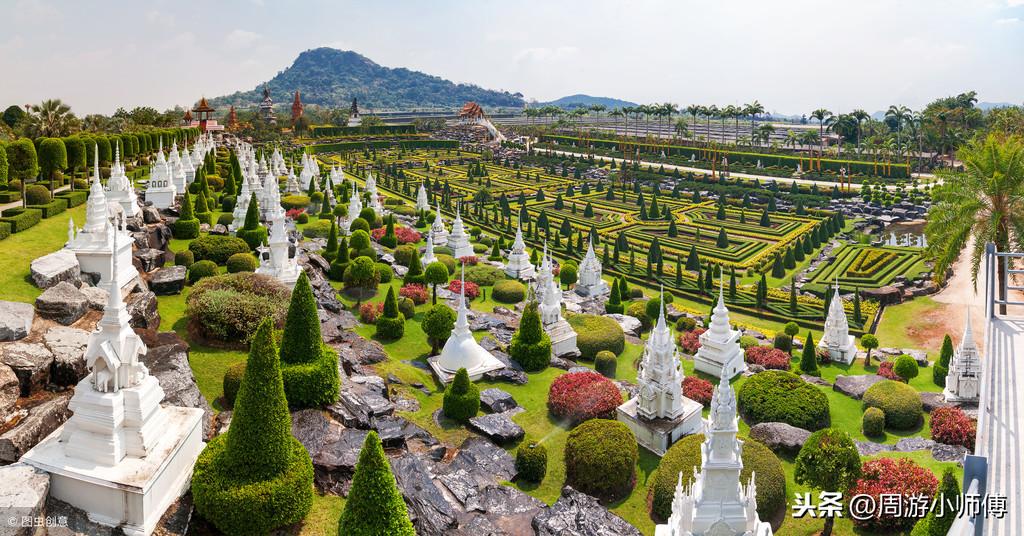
[744,346,792,370]
[285,208,306,220]
[848,457,939,532]
[877,361,901,381]
[930,406,977,450]
[678,328,706,354]
[458,256,479,266]
[371,225,421,245]
[447,279,479,300]
[682,376,713,406]
[359,302,383,324]
[547,371,623,425]
[399,284,429,305]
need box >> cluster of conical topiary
[375,286,406,340]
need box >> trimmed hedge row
[56,190,87,207]
[310,124,417,137]
[28,198,67,218]
[0,221,10,241]
[307,139,459,154]
[189,235,251,264]
[0,208,41,232]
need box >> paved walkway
[540,148,938,191]
[0,184,70,213]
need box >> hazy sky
[2,0,1021,116]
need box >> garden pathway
[0,184,70,213]
[540,148,938,191]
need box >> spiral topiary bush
[862,380,924,430]
[564,419,637,501]
[737,370,830,431]
[567,314,624,360]
[492,280,526,304]
[649,433,786,522]
[547,371,622,425]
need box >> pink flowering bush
[447,279,480,300]
[399,284,429,305]
[744,346,792,370]
[877,361,901,381]
[547,371,622,425]
[682,376,713,406]
[285,208,306,220]
[848,458,938,532]
[678,328,706,354]
[359,302,384,324]
[930,406,977,451]
[458,255,479,266]
[371,225,421,245]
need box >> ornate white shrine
[428,266,505,383]
[144,142,176,209]
[504,221,536,280]
[431,202,449,247]
[575,238,610,297]
[944,312,982,404]
[535,246,578,357]
[447,206,474,258]
[693,280,746,380]
[256,211,301,287]
[106,144,140,217]
[416,183,430,212]
[818,280,858,364]
[422,229,439,268]
[66,153,136,291]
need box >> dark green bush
[0,208,41,232]
[175,250,195,267]
[337,431,415,536]
[226,252,258,273]
[509,303,551,372]
[567,314,624,360]
[435,253,457,275]
[626,301,652,332]
[189,235,251,264]
[281,348,341,408]
[216,213,233,226]
[0,222,10,241]
[223,362,246,407]
[281,194,311,210]
[279,272,339,408]
[862,407,885,437]
[676,317,697,332]
[55,191,86,207]
[173,218,200,239]
[237,226,268,251]
[397,297,416,319]
[863,380,923,430]
[650,433,786,522]
[185,272,291,341]
[393,245,416,267]
[737,370,830,431]
[187,260,219,284]
[515,442,547,483]
[374,263,393,283]
[773,333,793,352]
[465,264,504,286]
[595,351,617,377]
[493,280,526,304]
[301,219,332,239]
[442,368,480,422]
[564,419,637,501]
[25,184,50,205]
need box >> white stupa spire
[818,276,858,364]
[944,309,982,403]
[431,261,504,382]
[694,266,746,379]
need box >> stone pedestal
[69,239,136,292]
[818,334,858,365]
[616,397,702,456]
[20,406,204,536]
[545,318,580,358]
[693,335,746,379]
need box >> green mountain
[538,94,638,110]
[212,48,525,111]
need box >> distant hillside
[538,94,638,110]
[212,48,524,111]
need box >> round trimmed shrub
[737,370,830,431]
[393,245,416,267]
[862,380,923,430]
[435,254,457,275]
[222,362,246,407]
[281,194,310,210]
[217,213,233,226]
[564,419,637,501]
[296,212,309,224]
[515,442,547,483]
[173,218,200,240]
[187,260,218,284]
[893,354,920,382]
[226,252,257,273]
[374,263,393,283]
[397,297,416,320]
[465,264,504,286]
[185,272,291,342]
[675,316,697,332]
[301,219,332,239]
[547,371,622,425]
[863,407,886,437]
[493,280,526,304]
[25,184,50,205]
[349,217,370,234]
[472,243,488,254]
[442,368,479,422]
[189,235,251,265]
[626,301,652,332]
[739,335,760,349]
[650,433,786,522]
[595,351,617,378]
[174,250,194,268]
[567,314,625,360]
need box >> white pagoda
[575,238,610,297]
[21,234,205,536]
[422,229,439,268]
[416,183,430,212]
[298,156,315,190]
[285,167,300,194]
[818,280,857,365]
[428,265,505,383]
[345,181,363,233]
[654,368,773,536]
[181,145,196,186]
[256,212,301,287]
[504,221,536,280]
[447,206,474,258]
[169,142,187,194]
[693,280,745,380]
[536,246,578,357]
[944,312,982,404]
[144,142,176,209]
[431,202,449,247]
[617,288,702,455]
[66,153,136,291]
[106,144,140,217]
[229,172,254,232]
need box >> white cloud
[224,29,262,50]
[1008,0,1024,6]
[995,17,1020,24]
[513,46,579,64]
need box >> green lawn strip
[874,297,949,356]
[0,203,87,303]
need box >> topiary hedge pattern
[862,380,923,430]
[564,419,637,501]
[649,433,786,522]
[737,370,830,431]
[547,371,622,425]
[567,314,625,360]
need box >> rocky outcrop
[532,486,642,536]
[330,374,394,429]
[749,422,812,456]
[139,331,213,440]
[0,392,72,463]
[0,463,50,536]
[0,301,34,341]
[134,248,166,273]
[391,451,458,535]
[833,374,886,399]
[35,281,88,325]
[1,342,54,396]
[149,266,187,296]
[603,314,641,337]
[468,412,524,444]
[126,290,161,330]
[30,250,80,289]
[78,285,109,310]
[43,326,90,387]
[920,391,953,412]
[0,364,18,422]
[479,388,518,413]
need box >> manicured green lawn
[875,297,949,356]
[0,203,87,303]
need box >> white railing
[985,242,1024,318]
[947,455,988,535]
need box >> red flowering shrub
[682,376,713,406]
[816,347,832,365]
[547,371,623,425]
[848,457,939,532]
[447,279,480,300]
[458,256,479,266]
[744,346,792,370]
[877,361,901,381]
[930,406,976,451]
[285,208,306,220]
[359,302,384,324]
[399,284,429,305]
[678,328,706,354]
[370,225,422,245]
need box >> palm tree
[784,130,799,150]
[27,99,77,137]
[706,105,719,145]
[673,118,689,140]
[851,109,870,154]
[756,123,775,148]
[685,104,701,141]
[810,108,832,141]
[925,134,1024,314]
[723,105,742,145]
[885,105,912,154]
[610,108,625,138]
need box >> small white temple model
[575,238,610,297]
[447,206,474,259]
[817,280,858,365]
[693,280,746,380]
[617,288,702,455]
[431,202,449,247]
[416,182,430,212]
[21,234,205,536]
[428,266,505,383]
[256,208,301,287]
[535,244,579,358]
[106,144,140,217]
[654,368,773,536]
[943,312,982,404]
[504,221,536,280]
[144,141,176,209]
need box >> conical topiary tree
[279,271,340,407]
[375,286,406,340]
[800,332,819,376]
[380,215,398,248]
[173,192,199,239]
[237,192,267,250]
[324,219,339,262]
[605,278,623,314]
[405,247,423,281]
[338,431,415,536]
[329,236,350,280]
[443,367,480,422]
[509,302,552,372]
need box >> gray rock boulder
[330,374,394,429]
[449,437,517,482]
[0,463,50,536]
[0,392,72,463]
[833,374,886,399]
[30,250,80,289]
[134,248,166,273]
[43,326,90,387]
[603,314,641,337]
[0,364,18,422]
[140,332,213,440]
[0,342,54,396]
[78,285,109,310]
[855,440,893,457]
[894,437,936,452]
[35,281,89,325]
[920,391,953,412]
[141,205,161,224]
[391,451,457,536]
[126,290,160,330]
[532,486,642,536]
[480,388,518,413]
[468,412,525,444]
[749,422,812,455]
[0,301,34,341]
[932,443,969,462]
[311,426,367,495]
[149,266,187,296]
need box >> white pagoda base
[20,406,204,536]
[616,397,702,456]
[427,354,504,383]
[450,242,474,259]
[818,336,857,365]
[107,192,140,218]
[69,241,137,292]
[431,230,449,248]
[574,279,610,298]
[256,262,301,287]
[145,189,175,210]
[693,343,746,380]
[545,318,580,358]
[505,257,536,280]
